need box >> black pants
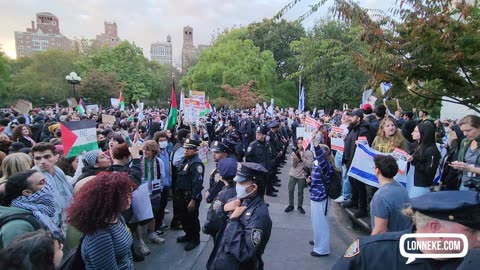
[155,188,170,230]
[349,176,367,211]
[173,190,200,242]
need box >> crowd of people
[0,101,478,269]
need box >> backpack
[326,169,342,200]
[57,235,86,270]
[0,213,44,249]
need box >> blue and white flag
[361,89,374,107]
[267,98,274,117]
[347,144,408,188]
[298,85,305,112]
[380,82,392,97]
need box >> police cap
[218,158,237,179]
[234,162,268,183]
[411,191,480,230]
[256,126,268,135]
[221,138,237,153]
[184,139,201,149]
[228,130,241,141]
[268,121,280,129]
[212,141,230,153]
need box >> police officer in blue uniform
[333,191,480,270]
[175,139,204,251]
[207,162,273,270]
[246,126,274,197]
[205,140,238,203]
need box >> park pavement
[134,148,367,270]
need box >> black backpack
[57,235,86,270]
[326,169,342,200]
[0,213,44,249]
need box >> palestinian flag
[164,82,177,130]
[199,97,211,117]
[76,98,86,115]
[61,120,98,158]
[119,91,125,111]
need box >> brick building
[96,21,121,48]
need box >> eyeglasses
[33,154,53,161]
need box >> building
[181,26,198,72]
[151,35,172,65]
[14,12,72,57]
[96,21,121,48]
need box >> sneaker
[311,251,329,257]
[132,249,145,262]
[164,209,170,214]
[149,234,166,244]
[297,207,306,214]
[284,205,294,212]
[334,195,346,203]
[138,243,151,256]
[155,230,167,237]
[159,223,170,230]
[184,241,200,251]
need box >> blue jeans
[335,151,351,200]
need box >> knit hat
[83,150,99,168]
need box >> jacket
[207,196,272,270]
[411,145,441,187]
[0,206,39,248]
[308,145,333,202]
[343,121,374,169]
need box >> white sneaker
[164,209,170,214]
[334,196,346,203]
[138,243,151,256]
[149,234,166,244]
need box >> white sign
[130,183,154,223]
[330,127,345,152]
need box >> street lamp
[65,72,81,100]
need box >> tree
[180,36,276,106]
[290,20,369,111]
[0,52,10,103]
[221,80,263,108]
[77,70,120,106]
[7,49,76,105]
[275,0,480,112]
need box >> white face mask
[159,141,168,149]
[236,184,256,199]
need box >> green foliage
[181,37,276,105]
[7,49,76,105]
[77,70,120,106]
[0,52,10,102]
[290,20,369,111]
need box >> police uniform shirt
[333,230,463,270]
[177,154,204,200]
[203,183,237,237]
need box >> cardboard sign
[11,99,32,115]
[102,114,116,125]
[67,98,78,108]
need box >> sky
[0,0,394,65]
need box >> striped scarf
[11,182,61,237]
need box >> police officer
[246,126,274,197]
[267,121,282,191]
[175,139,204,251]
[207,162,272,270]
[333,190,480,270]
[205,140,238,203]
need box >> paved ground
[134,149,367,270]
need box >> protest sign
[296,127,305,139]
[198,144,209,165]
[110,98,120,107]
[67,98,78,108]
[305,116,321,131]
[347,144,408,188]
[102,114,116,126]
[11,99,32,115]
[130,183,154,223]
[330,126,345,152]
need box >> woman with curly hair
[372,117,408,153]
[11,124,36,148]
[66,172,137,270]
[0,230,64,270]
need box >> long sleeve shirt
[308,145,333,202]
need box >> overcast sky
[0,0,393,65]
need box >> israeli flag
[361,89,373,107]
[380,82,392,96]
[298,86,305,112]
[267,98,274,117]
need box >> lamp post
[65,72,81,101]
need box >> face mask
[159,141,168,149]
[236,184,256,199]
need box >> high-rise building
[182,26,198,72]
[151,35,172,66]
[96,21,121,48]
[14,12,72,57]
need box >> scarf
[23,135,36,146]
[11,182,62,236]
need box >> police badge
[251,229,263,247]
